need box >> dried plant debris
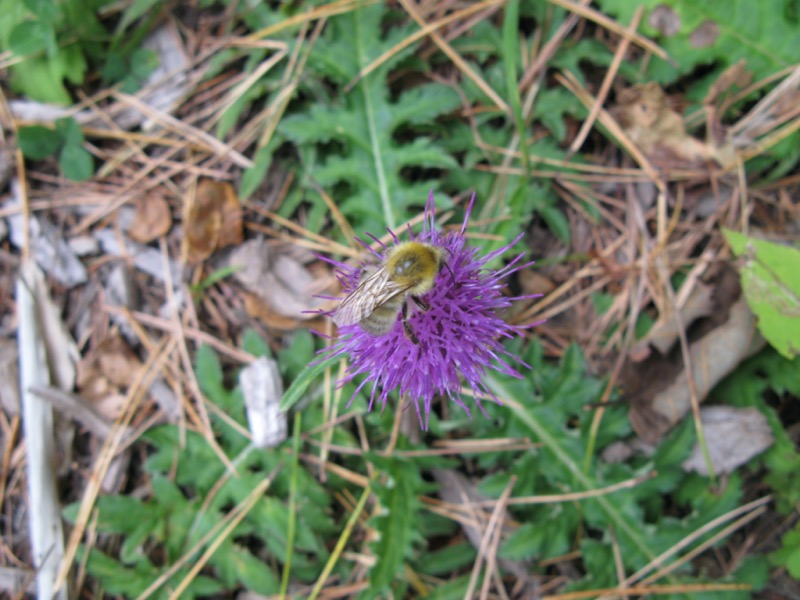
[7,22,192,133]
[631,280,715,358]
[182,179,243,265]
[681,406,774,475]
[0,337,20,416]
[4,181,88,288]
[625,268,766,442]
[77,333,143,413]
[629,297,764,441]
[614,82,733,169]
[239,356,287,448]
[95,228,181,284]
[604,406,774,476]
[127,191,172,244]
[229,237,323,320]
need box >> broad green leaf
[724,229,800,359]
[18,125,61,159]
[23,0,58,23]
[9,55,70,104]
[598,0,800,84]
[8,20,51,56]
[59,143,94,181]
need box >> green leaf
[59,142,94,181]
[598,0,800,84]
[416,543,476,576]
[723,229,800,358]
[772,526,800,578]
[279,353,338,412]
[117,0,162,33]
[368,457,423,592]
[280,3,458,233]
[8,20,51,56]
[55,117,84,146]
[18,125,61,159]
[23,0,58,23]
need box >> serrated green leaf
[724,229,800,359]
[280,3,457,233]
[416,542,476,576]
[18,125,61,159]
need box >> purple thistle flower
[321,191,535,430]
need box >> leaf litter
[1,2,799,599]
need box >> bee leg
[402,300,420,345]
[410,296,430,312]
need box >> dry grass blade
[344,0,502,92]
[17,262,67,600]
[136,473,276,600]
[547,0,670,62]
[55,338,173,593]
[557,70,665,191]
[397,0,510,113]
[569,7,643,153]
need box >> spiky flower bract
[323,191,533,429]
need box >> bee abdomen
[360,297,404,336]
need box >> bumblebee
[332,241,445,344]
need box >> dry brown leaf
[97,335,143,389]
[77,334,143,421]
[631,280,715,358]
[243,292,302,330]
[182,179,242,264]
[230,238,324,320]
[615,82,713,169]
[128,192,172,244]
[628,294,766,442]
[681,406,774,475]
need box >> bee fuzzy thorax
[384,242,444,294]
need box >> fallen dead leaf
[243,292,302,331]
[77,333,143,422]
[230,238,324,319]
[615,82,715,169]
[631,280,715,358]
[182,179,242,264]
[628,292,766,442]
[128,191,172,244]
[518,269,556,296]
[681,406,774,475]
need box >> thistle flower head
[323,192,534,429]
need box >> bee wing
[333,267,410,326]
